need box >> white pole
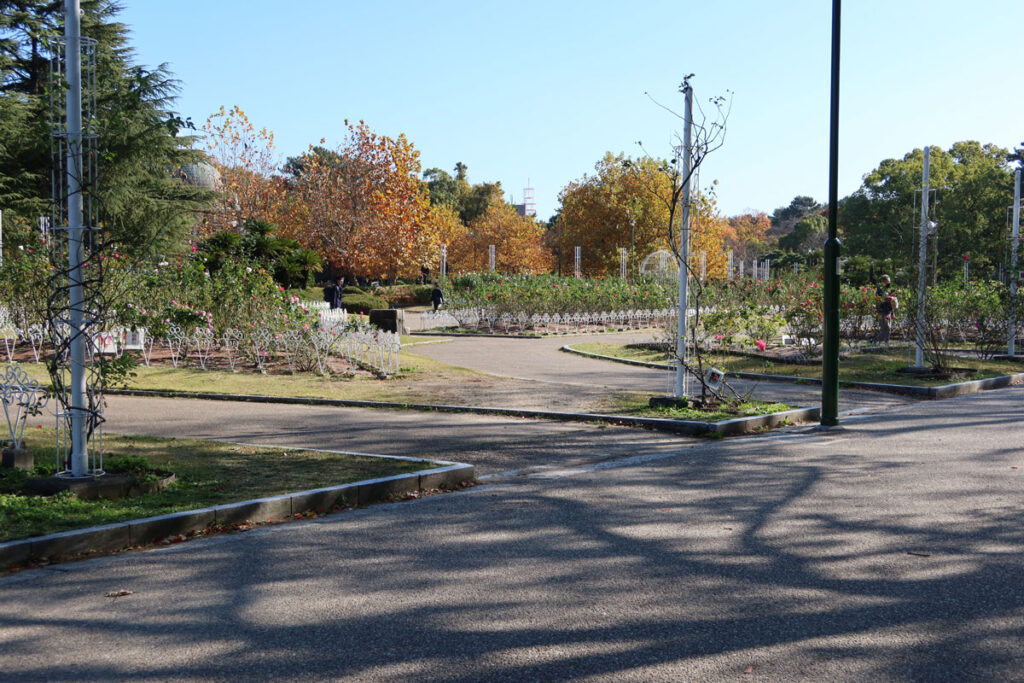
[674,84,693,399]
[915,146,930,368]
[1010,168,1021,356]
[727,249,733,279]
[65,0,89,476]
[488,244,495,271]
[440,244,447,279]
[574,246,581,278]
[764,258,771,281]
[700,250,706,282]
[620,247,627,279]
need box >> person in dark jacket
[872,274,896,343]
[323,276,345,310]
[430,281,444,312]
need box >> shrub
[343,292,389,314]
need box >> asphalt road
[408,331,916,415]
[99,395,691,477]
[2,387,1022,681]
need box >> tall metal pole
[674,83,693,399]
[1010,167,1021,356]
[820,0,842,426]
[914,147,931,368]
[65,0,89,476]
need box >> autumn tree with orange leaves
[722,211,771,263]
[453,197,553,274]
[557,153,673,277]
[201,106,286,236]
[557,152,728,280]
[286,121,456,280]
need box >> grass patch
[571,342,1024,387]
[572,341,671,365]
[616,399,796,422]
[0,428,435,543]
[13,352,482,404]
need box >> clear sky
[118,0,1023,221]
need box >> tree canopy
[0,0,212,258]
[840,142,1015,279]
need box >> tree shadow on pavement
[2,389,1022,680]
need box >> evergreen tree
[0,0,211,258]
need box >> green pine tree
[0,0,213,258]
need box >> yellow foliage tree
[688,193,728,280]
[557,153,672,277]
[557,152,728,280]
[456,198,553,274]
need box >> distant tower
[512,181,537,218]
[523,181,536,217]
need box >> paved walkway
[3,387,1022,680]
[408,330,915,415]
[99,395,691,477]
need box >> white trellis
[0,363,50,451]
[318,308,349,330]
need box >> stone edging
[104,388,817,438]
[560,345,1024,399]
[0,457,474,570]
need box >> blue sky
[119,1,1023,221]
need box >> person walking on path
[324,276,345,310]
[430,281,444,312]
[873,274,897,343]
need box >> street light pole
[820,0,842,426]
[1010,167,1021,356]
[65,0,89,476]
[674,83,693,399]
[914,147,931,368]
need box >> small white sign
[704,366,725,391]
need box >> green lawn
[13,348,482,404]
[0,429,437,543]
[570,342,1024,387]
[618,400,796,422]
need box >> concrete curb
[560,345,1024,399]
[104,388,815,438]
[0,458,474,570]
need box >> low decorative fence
[0,305,400,377]
[420,308,675,334]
